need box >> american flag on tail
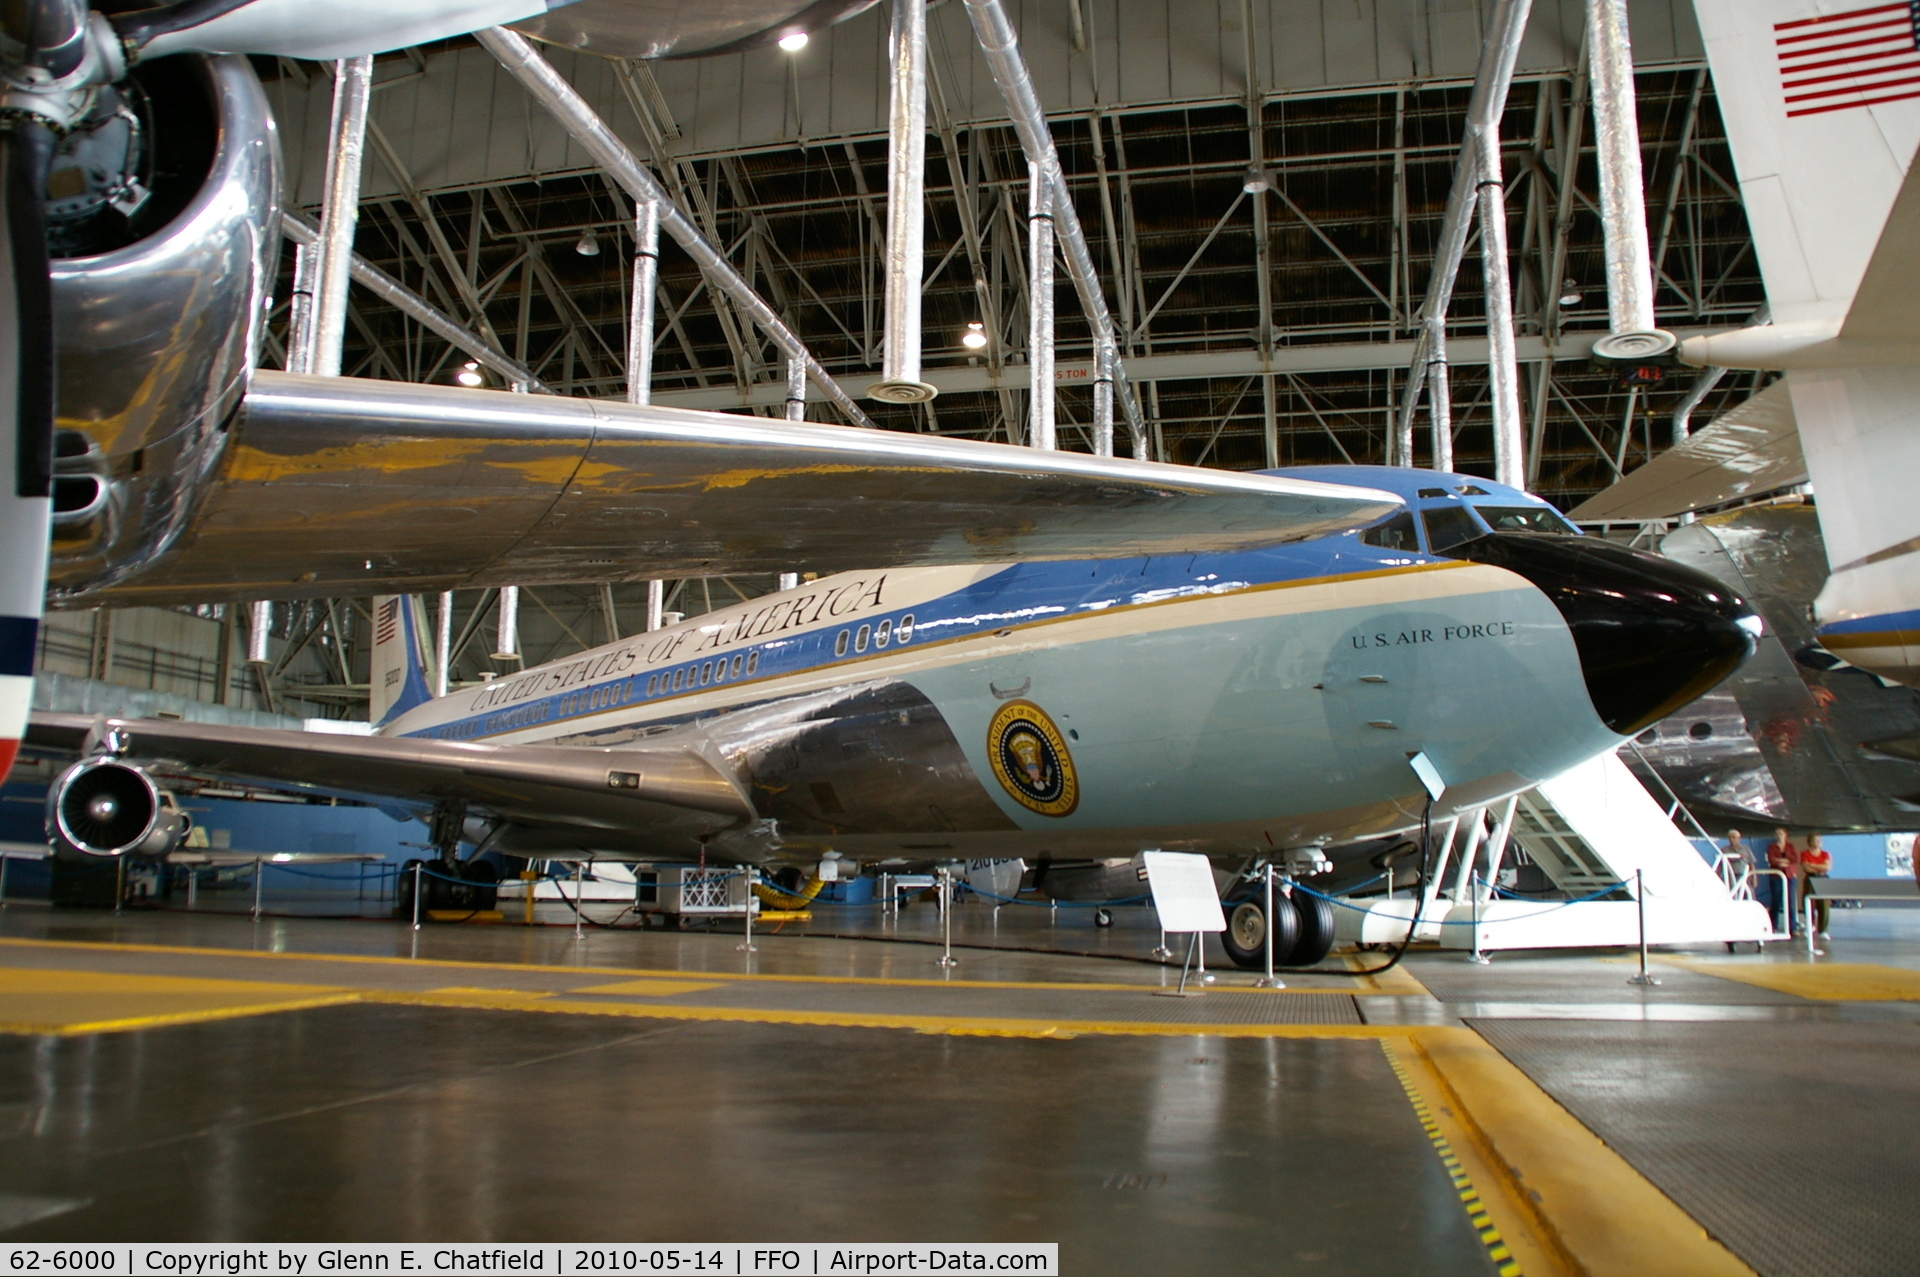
[375,598,401,646]
[1777,1,1920,117]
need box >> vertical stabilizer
[369,594,433,729]
[1692,0,1920,326]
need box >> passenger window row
[644,649,761,697]
[835,613,915,658]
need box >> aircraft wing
[1568,382,1803,523]
[26,712,755,845]
[70,372,1400,608]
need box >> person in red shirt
[1800,833,1833,938]
[1765,828,1800,935]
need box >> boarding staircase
[1335,749,1774,951]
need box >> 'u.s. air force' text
[1351,621,1515,649]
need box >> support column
[310,55,373,378]
[1027,163,1056,451]
[868,0,937,404]
[1093,341,1115,458]
[1426,328,1452,473]
[284,244,319,373]
[1477,141,1526,490]
[627,199,660,405]
[434,591,452,698]
[646,580,665,633]
[1585,0,1673,360]
[493,587,519,663]
[785,357,806,422]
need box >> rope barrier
[1290,877,1626,926]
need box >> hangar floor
[1,902,1917,1276]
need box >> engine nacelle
[46,52,280,600]
[47,759,192,858]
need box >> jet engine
[44,50,279,599]
[47,757,193,857]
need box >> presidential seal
[986,700,1079,817]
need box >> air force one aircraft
[33,470,1761,965]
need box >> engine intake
[48,759,191,858]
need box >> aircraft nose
[1447,532,1761,735]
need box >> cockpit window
[1420,505,1485,552]
[1360,510,1420,552]
[1472,504,1578,535]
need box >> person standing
[1722,828,1756,895]
[1765,828,1800,935]
[1801,833,1833,938]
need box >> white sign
[1888,833,1915,878]
[1142,851,1226,933]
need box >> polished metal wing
[1567,381,1803,524]
[67,372,1401,608]
[27,712,755,846]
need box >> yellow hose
[753,872,826,909]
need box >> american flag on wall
[1778,2,1920,117]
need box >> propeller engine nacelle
[45,52,279,601]
[47,758,193,858]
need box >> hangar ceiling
[258,0,1764,506]
[66,0,1771,717]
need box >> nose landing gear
[1221,886,1336,970]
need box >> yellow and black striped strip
[1382,1038,1522,1277]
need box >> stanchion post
[1804,895,1823,958]
[937,867,957,967]
[1628,868,1661,985]
[574,862,585,941]
[411,862,423,931]
[737,867,758,953]
[1254,864,1283,988]
[1153,928,1171,961]
[249,858,261,921]
[1469,870,1491,965]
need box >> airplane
[1624,499,1920,833]
[31,467,1762,968]
[1580,0,1920,691]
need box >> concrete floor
[2,899,1918,1275]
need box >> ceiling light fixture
[1559,279,1583,307]
[961,322,988,350]
[575,231,600,257]
[778,31,809,52]
[1242,167,1271,194]
[456,361,483,387]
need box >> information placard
[1141,851,1225,934]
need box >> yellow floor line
[0,967,362,1036]
[1653,957,1920,1001]
[1382,1038,1563,1277]
[356,988,1398,1039]
[1413,1026,1755,1277]
[0,993,361,1037]
[568,979,726,997]
[0,936,1365,994]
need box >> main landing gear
[1220,889,1336,970]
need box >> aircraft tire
[1220,895,1299,970]
[1287,892,1337,966]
